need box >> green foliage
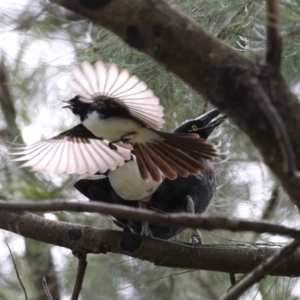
[0,0,300,299]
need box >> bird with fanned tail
[11,61,217,184]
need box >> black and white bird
[66,61,217,182]
[64,97,161,199]
[12,61,216,183]
[63,97,162,235]
[74,109,226,243]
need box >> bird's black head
[63,96,94,122]
[173,109,226,139]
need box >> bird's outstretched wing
[133,131,217,182]
[68,61,165,130]
[11,124,131,175]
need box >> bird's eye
[191,124,198,131]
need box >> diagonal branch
[1,200,300,238]
[42,277,54,300]
[6,243,29,300]
[250,78,299,177]
[220,239,300,300]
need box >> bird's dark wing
[11,124,131,175]
[133,131,217,182]
[68,61,165,129]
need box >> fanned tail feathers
[68,61,165,129]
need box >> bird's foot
[108,142,117,150]
[141,226,153,238]
[190,229,203,246]
[120,132,134,144]
[140,218,153,237]
[121,138,131,144]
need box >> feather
[11,129,131,175]
[146,143,189,177]
[140,143,177,180]
[154,130,217,158]
[134,145,150,181]
[138,144,162,183]
[68,61,164,130]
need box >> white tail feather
[69,61,165,130]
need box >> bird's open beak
[62,100,73,109]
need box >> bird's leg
[185,195,202,245]
[139,201,149,236]
[108,132,135,150]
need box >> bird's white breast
[108,159,161,201]
[83,111,161,142]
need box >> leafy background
[0,0,300,299]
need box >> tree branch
[1,210,300,276]
[6,243,29,300]
[1,200,300,239]
[250,77,299,176]
[71,252,87,300]
[221,239,300,300]
[42,277,54,300]
[265,0,282,70]
[0,56,24,143]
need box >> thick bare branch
[1,200,300,238]
[1,210,300,276]
[221,239,300,300]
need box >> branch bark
[221,239,300,300]
[1,210,300,277]
[266,0,282,70]
[49,0,300,211]
[1,200,300,239]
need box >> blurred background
[1,0,300,299]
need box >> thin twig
[250,78,300,177]
[1,200,300,238]
[261,185,280,220]
[220,239,300,300]
[71,252,87,300]
[201,100,208,115]
[0,56,23,143]
[229,273,236,285]
[265,0,282,70]
[197,273,219,300]
[6,243,28,300]
[251,185,280,243]
[42,277,54,300]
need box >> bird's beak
[195,109,221,126]
[62,100,73,109]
